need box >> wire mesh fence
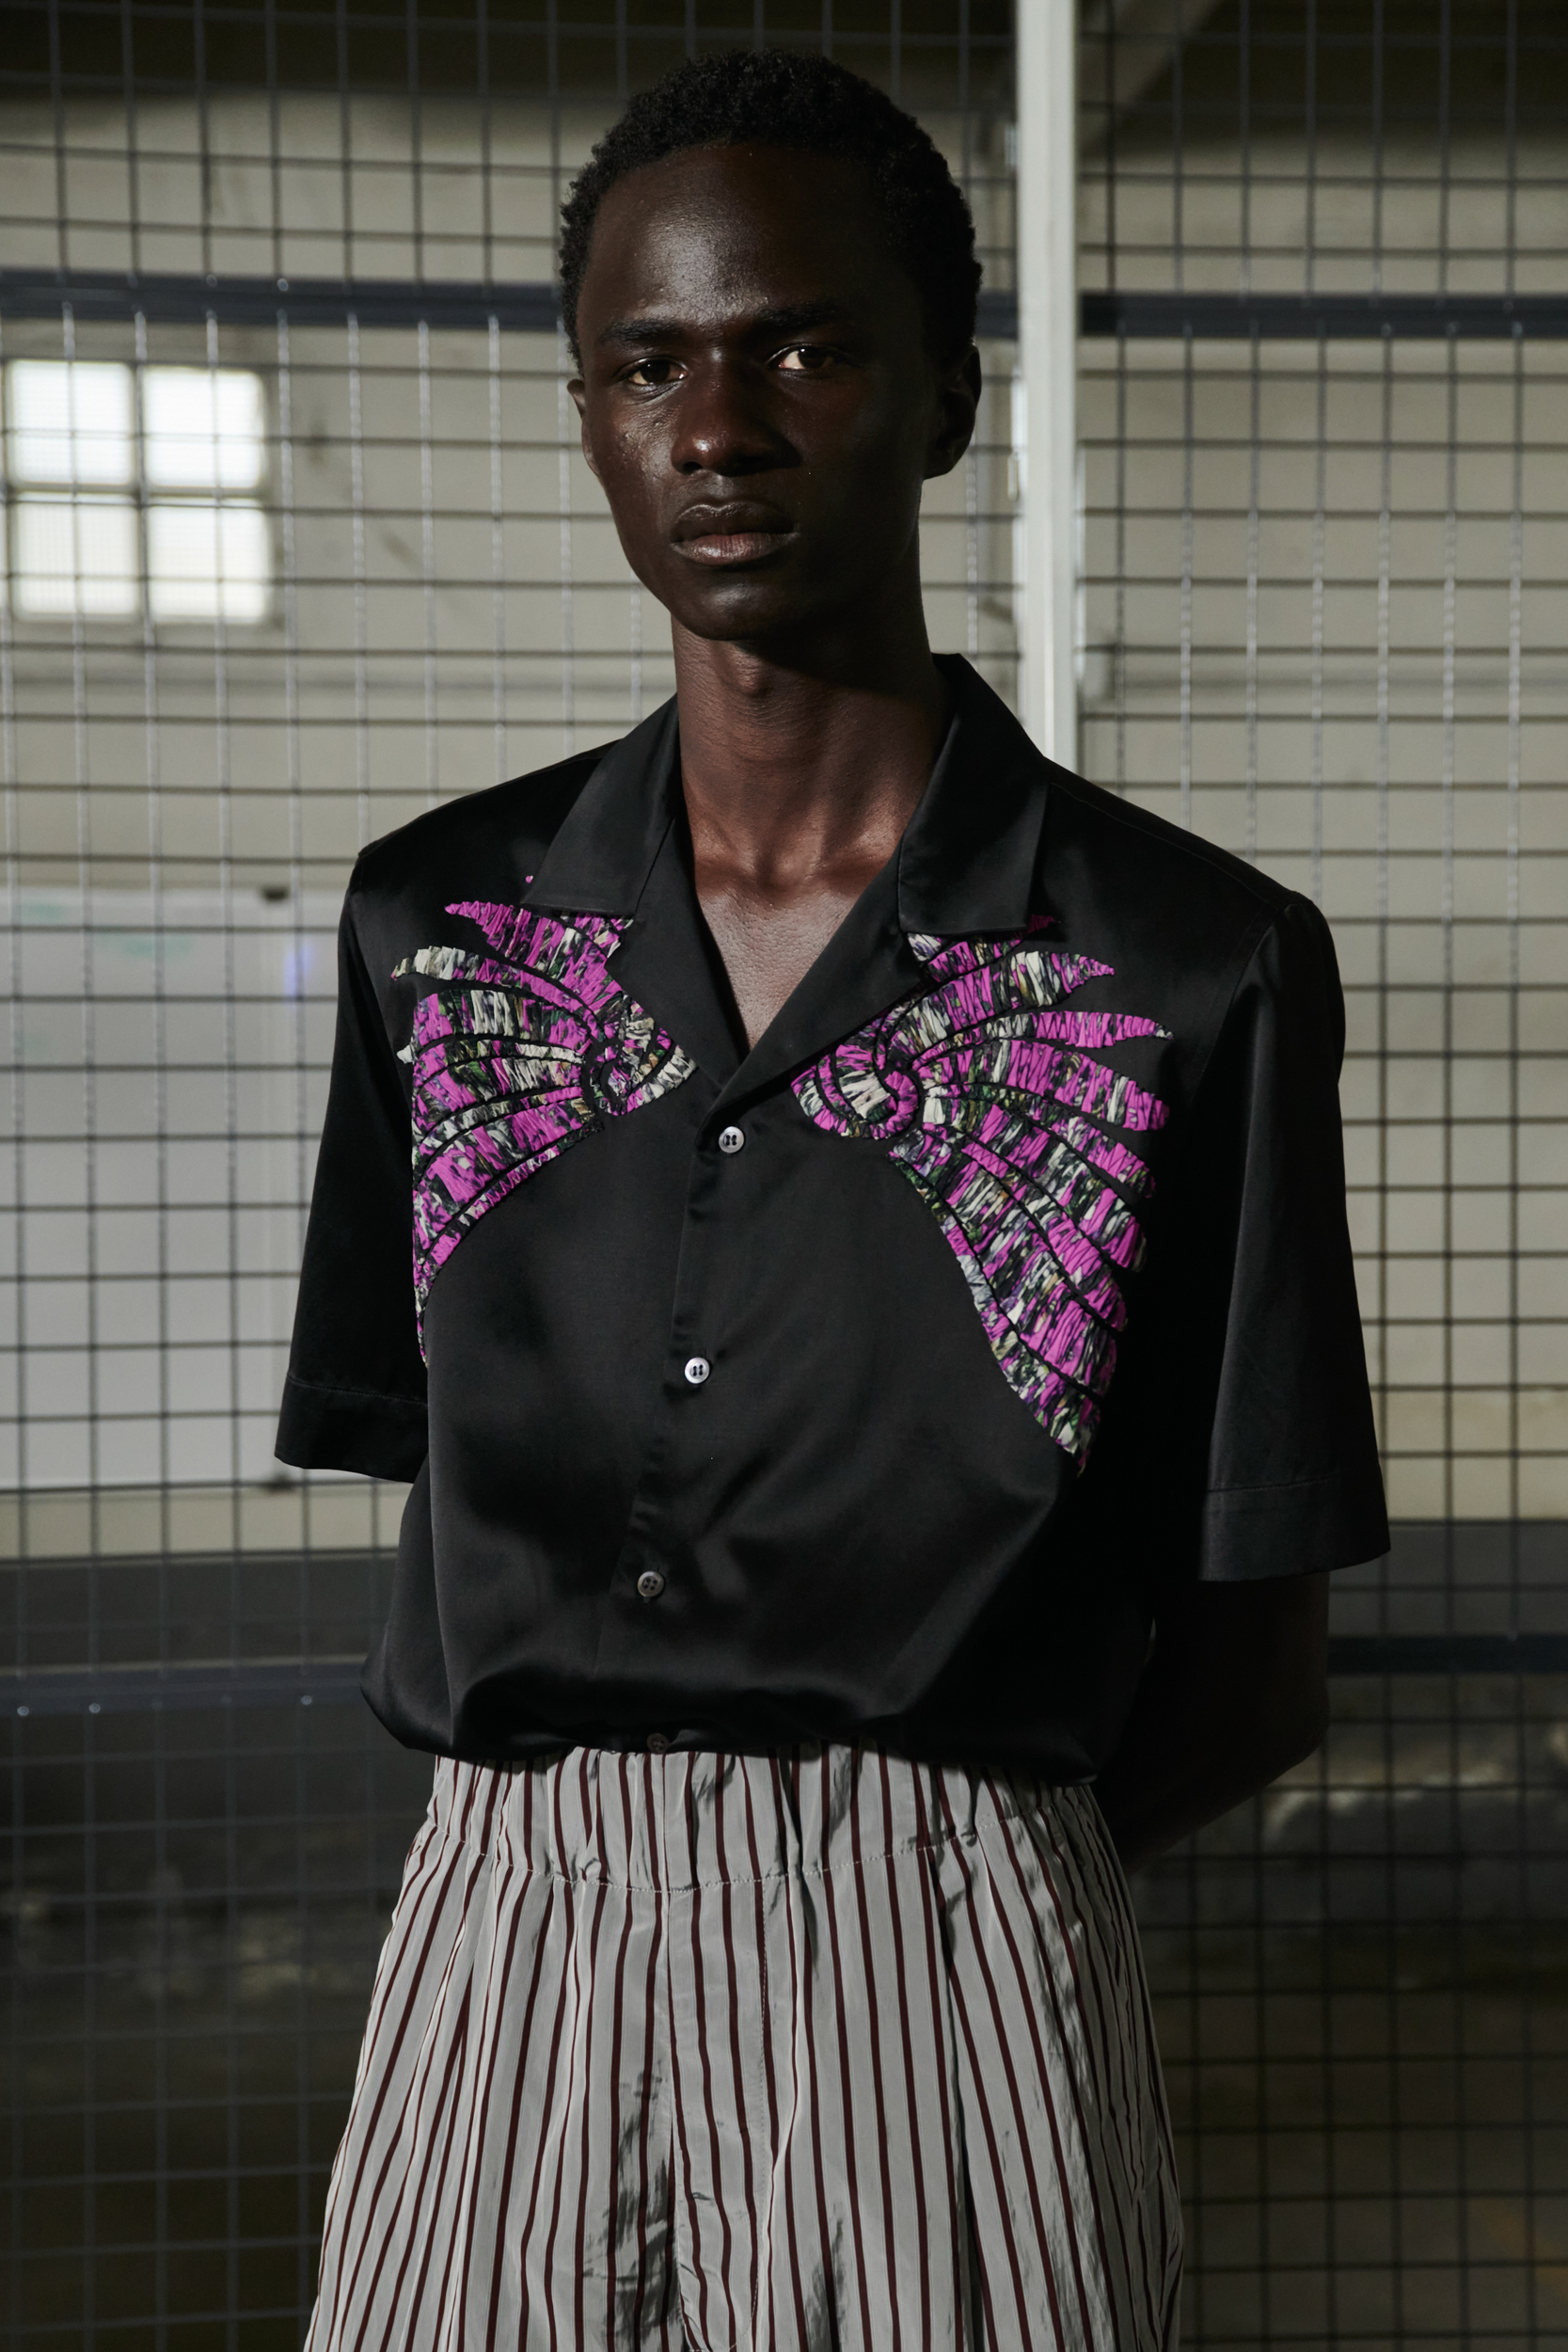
[1,1,1564,2344]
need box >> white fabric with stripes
[308,1745,1181,2351]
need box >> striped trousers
[308,1746,1181,2352]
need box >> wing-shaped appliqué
[793,923,1170,1460]
[395,898,695,1335]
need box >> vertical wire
[1310,338,1326,907]
[60,286,104,2336]
[1370,0,1386,297]
[276,298,312,2323]
[194,0,213,280]
[347,315,371,849]
[1375,323,1405,2350]
[546,0,573,758]
[477,0,494,290]
[418,318,438,811]
[0,290,25,2352]
[1505,312,1534,2345]
[119,0,143,280]
[1169,0,1184,295]
[48,0,69,275]
[1436,0,1452,299]
[1179,331,1194,831]
[265,0,283,286]
[1112,336,1128,792]
[489,315,508,781]
[337,0,355,282]
[1440,323,1470,2345]
[133,296,175,2351]
[407,0,424,284]
[1244,331,1259,865]
[1303,0,1318,300]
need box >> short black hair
[559,50,981,369]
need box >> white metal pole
[1015,0,1079,767]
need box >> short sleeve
[274,883,428,1481]
[1194,895,1388,1580]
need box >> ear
[567,376,601,480]
[924,345,982,482]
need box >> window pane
[13,496,139,615]
[148,501,269,621]
[8,361,134,486]
[144,369,265,491]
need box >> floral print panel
[794,924,1170,1461]
[396,899,695,1335]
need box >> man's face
[568,142,978,647]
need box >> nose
[668,358,792,478]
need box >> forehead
[579,143,918,334]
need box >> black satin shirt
[277,657,1387,1775]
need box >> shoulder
[347,743,611,909]
[1045,764,1295,931]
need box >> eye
[773,344,839,374]
[619,356,684,389]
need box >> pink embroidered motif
[396,898,694,1334]
[793,922,1169,1460]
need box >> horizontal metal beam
[1081,290,1568,341]
[5,1635,1568,1717]
[5,272,1568,344]
[7,1659,365,1715]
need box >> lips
[672,501,796,567]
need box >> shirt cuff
[1199,1466,1390,1582]
[275,1373,428,1483]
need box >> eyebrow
[594,301,857,350]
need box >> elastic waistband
[425,1744,1074,1894]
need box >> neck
[672,579,949,891]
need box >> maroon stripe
[539,1763,594,2352]
[627,1759,664,2352]
[907,1769,975,2352]
[685,1807,734,2351]
[712,1759,761,2336]
[661,1752,717,2352]
[600,1763,637,2351]
[568,1873,611,2352]
[879,1751,933,2350]
[769,1756,814,2352]
[742,1762,784,2352]
[823,1761,878,2352]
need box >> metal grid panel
[1081,4,1568,2343]
[0,7,1018,2344]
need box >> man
[280,48,1386,2352]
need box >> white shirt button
[636,1569,666,1601]
[718,1124,746,1154]
[684,1356,710,1386]
[646,1731,672,1754]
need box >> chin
[662,577,848,648]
